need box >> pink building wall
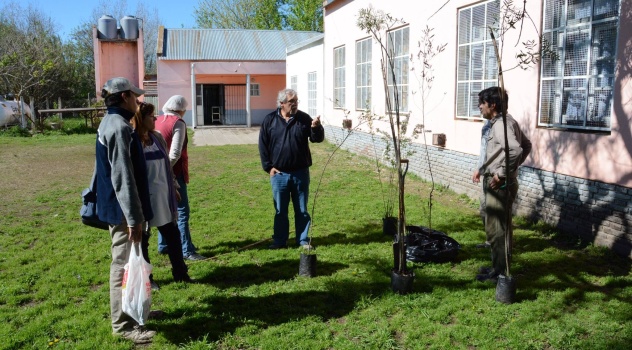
[93,27,145,98]
[324,0,632,188]
[156,60,286,123]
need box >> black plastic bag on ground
[405,225,461,263]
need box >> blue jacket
[95,106,153,226]
[258,109,324,173]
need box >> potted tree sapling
[358,109,397,237]
[358,6,415,294]
[300,108,367,277]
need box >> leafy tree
[195,0,283,29]
[284,0,323,32]
[0,4,69,105]
[254,0,284,30]
[195,0,323,31]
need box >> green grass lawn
[0,130,630,349]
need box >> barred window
[333,46,346,108]
[456,0,499,119]
[356,37,372,110]
[539,0,619,130]
[250,83,260,96]
[308,72,317,116]
[386,26,409,113]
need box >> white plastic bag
[121,242,152,325]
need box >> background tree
[195,0,322,31]
[195,0,283,29]
[0,4,69,106]
[284,0,323,32]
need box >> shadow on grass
[155,214,631,345]
[207,238,272,255]
[156,280,388,344]
[195,258,347,288]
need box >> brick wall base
[325,125,632,258]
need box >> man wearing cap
[95,77,155,344]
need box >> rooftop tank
[119,16,139,40]
[97,15,118,40]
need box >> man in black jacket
[258,89,324,249]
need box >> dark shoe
[268,243,288,250]
[476,242,491,249]
[150,280,160,291]
[184,253,206,261]
[478,266,493,275]
[476,272,499,284]
[174,275,197,283]
[148,309,165,320]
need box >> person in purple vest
[154,95,206,261]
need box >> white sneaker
[115,325,156,344]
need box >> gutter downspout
[246,73,251,127]
[191,63,196,128]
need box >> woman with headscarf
[154,95,206,261]
[131,102,193,285]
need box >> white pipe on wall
[191,63,196,128]
[246,73,251,128]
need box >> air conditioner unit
[432,133,446,147]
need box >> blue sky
[3,0,198,41]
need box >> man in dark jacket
[95,77,155,344]
[258,88,324,249]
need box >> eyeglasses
[284,99,300,105]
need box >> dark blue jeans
[158,176,197,257]
[270,168,311,246]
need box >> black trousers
[141,222,189,281]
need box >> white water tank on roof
[120,16,139,39]
[97,15,118,39]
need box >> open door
[203,84,224,125]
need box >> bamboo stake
[489,29,512,277]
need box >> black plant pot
[383,216,397,237]
[299,253,316,277]
[495,275,516,304]
[390,269,415,294]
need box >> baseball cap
[102,77,145,96]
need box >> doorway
[197,84,247,126]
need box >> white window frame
[308,71,317,116]
[538,0,619,131]
[333,46,346,109]
[386,26,409,114]
[455,0,499,120]
[250,83,260,96]
[291,76,297,92]
[356,37,372,110]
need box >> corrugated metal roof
[286,33,324,55]
[159,28,323,61]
